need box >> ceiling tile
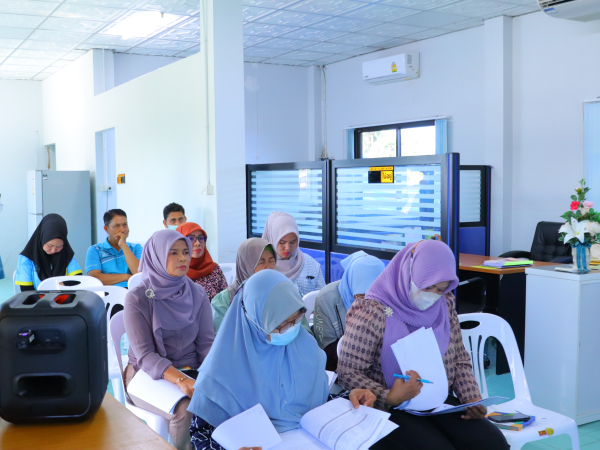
[50,59,71,67]
[243,55,268,62]
[136,38,194,50]
[328,32,390,45]
[4,57,54,66]
[244,45,290,57]
[76,42,129,50]
[12,48,65,58]
[86,33,142,45]
[125,47,174,55]
[243,22,298,36]
[60,49,86,59]
[279,49,333,59]
[0,70,37,78]
[496,0,537,4]
[340,45,381,55]
[502,4,538,15]
[244,6,277,21]
[261,57,307,65]
[404,27,449,38]
[393,10,471,26]
[40,17,105,33]
[0,1,57,17]
[173,48,197,57]
[256,10,330,26]
[20,39,75,50]
[66,0,137,7]
[0,12,45,28]
[279,27,346,40]
[377,37,414,47]
[308,16,381,31]
[243,0,300,7]
[286,0,367,16]
[159,27,199,41]
[29,29,90,42]
[380,0,461,10]
[440,16,482,28]
[0,47,9,55]
[360,21,427,37]
[0,26,32,38]
[0,36,22,47]
[177,15,199,29]
[315,53,349,63]
[298,61,318,66]
[140,0,200,15]
[434,0,515,17]
[256,36,312,49]
[301,40,358,52]
[244,34,269,46]
[343,4,420,21]
[53,4,125,21]
[32,72,52,79]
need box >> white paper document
[213,404,283,450]
[126,369,188,414]
[391,327,449,411]
[326,371,338,388]
[404,396,508,416]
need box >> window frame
[353,119,436,159]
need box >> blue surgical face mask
[167,225,178,230]
[268,322,301,346]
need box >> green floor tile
[522,440,557,449]
[581,442,600,450]
[580,422,600,435]
[542,432,597,450]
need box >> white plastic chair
[109,311,170,442]
[337,335,344,357]
[459,313,580,450]
[128,272,143,290]
[302,291,318,326]
[219,263,236,285]
[37,275,103,290]
[12,270,18,295]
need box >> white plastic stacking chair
[109,311,170,443]
[37,275,102,291]
[12,270,18,294]
[128,272,143,290]
[219,263,236,285]
[302,291,319,327]
[337,335,344,357]
[459,313,580,450]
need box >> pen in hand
[394,373,434,384]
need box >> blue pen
[393,373,434,384]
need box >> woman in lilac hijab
[337,240,508,450]
[123,229,214,450]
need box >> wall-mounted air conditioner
[363,52,419,85]
[538,0,600,21]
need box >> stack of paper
[482,258,533,268]
[126,369,191,414]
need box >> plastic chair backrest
[219,263,236,285]
[337,335,344,357]
[12,270,18,295]
[37,275,103,290]
[458,313,531,402]
[302,291,318,321]
[109,311,127,378]
[83,285,128,321]
[128,272,143,290]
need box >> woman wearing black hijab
[15,214,82,291]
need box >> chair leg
[568,428,581,450]
[111,378,125,405]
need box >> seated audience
[337,240,509,450]
[210,237,276,332]
[16,213,82,291]
[313,251,385,371]
[188,269,376,450]
[164,202,187,229]
[86,209,142,287]
[262,211,325,297]
[177,222,227,300]
[124,229,214,450]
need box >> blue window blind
[459,169,482,223]
[584,102,600,208]
[250,169,323,243]
[335,164,442,252]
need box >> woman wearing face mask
[16,214,82,291]
[188,270,376,450]
[210,238,277,333]
[337,240,509,450]
[123,229,214,450]
[262,212,325,297]
[176,222,228,301]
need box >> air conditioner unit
[363,53,419,85]
[538,0,600,21]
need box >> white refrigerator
[27,170,92,273]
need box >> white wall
[244,62,309,164]
[114,53,179,87]
[0,81,45,275]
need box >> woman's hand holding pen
[385,370,423,406]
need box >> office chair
[499,221,572,263]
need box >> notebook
[481,258,533,269]
[126,369,192,414]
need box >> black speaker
[0,290,107,423]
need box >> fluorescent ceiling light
[103,11,184,38]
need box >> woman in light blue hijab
[313,251,385,371]
[188,270,376,450]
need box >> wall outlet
[201,185,214,195]
[99,185,112,192]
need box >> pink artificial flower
[571,201,581,211]
[584,201,594,209]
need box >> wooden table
[0,393,174,450]
[459,253,558,275]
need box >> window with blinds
[249,168,323,243]
[335,164,442,252]
[459,169,482,224]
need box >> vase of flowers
[559,179,600,273]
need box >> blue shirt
[294,253,325,297]
[15,254,82,290]
[86,238,143,288]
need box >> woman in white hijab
[262,212,325,297]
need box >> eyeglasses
[187,235,206,244]
[273,312,305,333]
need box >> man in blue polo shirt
[86,209,142,287]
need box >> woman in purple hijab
[123,229,214,450]
[337,240,508,450]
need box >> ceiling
[0,0,539,81]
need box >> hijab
[21,213,75,281]
[176,222,218,280]
[365,240,459,388]
[261,212,305,281]
[338,251,386,310]
[188,269,329,432]
[137,229,204,357]
[226,238,275,299]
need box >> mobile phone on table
[488,413,531,423]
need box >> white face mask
[409,281,442,310]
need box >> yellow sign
[368,167,394,184]
[391,62,397,73]
[369,166,394,172]
[381,171,394,183]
